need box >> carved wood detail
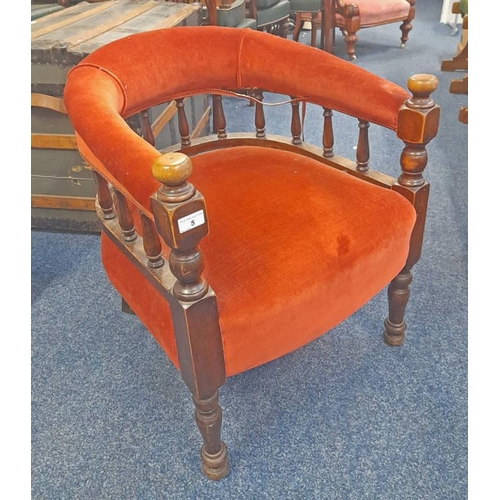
[93,171,115,220]
[356,119,370,172]
[176,98,191,148]
[322,108,334,158]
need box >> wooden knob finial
[152,152,193,187]
[406,74,438,109]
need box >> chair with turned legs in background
[334,0,416,60]
[246,0,291,36]
[290,0,324,48]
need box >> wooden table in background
[31,0,208,232]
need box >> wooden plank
[150,4,199,28]
[32,176,97,197]
[64,0,160,47]
[191,106,211,140]
[31,133,78,150]
[31,0,95,27]
[75,2,199,54]
[31,1,118,39]
[31,151,91,178]
[31,93,67,114]
[31,194,96,211]
[152,102,178,138]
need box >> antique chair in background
[246,0,291,36]
[290,0,325,47]
[63,26,439,479]
[335,0,415,59]
[212,0,258,28]
[171,0,258,28]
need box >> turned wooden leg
[194,391,229,480]
[279,19,289,38]
[151,153,229,480]
[293,14,304,41]
[311,13,321,48]
[384,268,412,346]
[399,19,413,48]
[343,30,358,60]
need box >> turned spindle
[140,213,164,269]
[397,74,439,188]
[254,89,265,138]
[212,95,227,138]
[139,109,155,146]
[384,269,412,346]
[176,98,191,148]
[322,108,334,158]
[93,171,115,220]
[356,119,370,172]
[291,99,302,145]
[112,189,136,242]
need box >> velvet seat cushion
[101,145,416,377]
[335,0,411,26]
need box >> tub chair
[63,26,440,480]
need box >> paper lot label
[177,209,205,234]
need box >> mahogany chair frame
[64,28,440,480]
[94,85,438,480]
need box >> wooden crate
[31,0,210,232]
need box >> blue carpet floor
[31,1,468,498]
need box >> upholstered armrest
[64,27,409,216]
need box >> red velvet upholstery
[101,146,416,376]
[63,26,415,377]
[64,27,409,216]
[333,0,415,60]
[335,0,411,27]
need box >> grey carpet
[31,1,467,498]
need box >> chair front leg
[194,391,229,479]
[336,1,360,60]
[151,152,229,480]
[384,268,411,346]
[293,13,304,41]
[400,0,416,48]
[385,74,440,347]
[399,18,413,48]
